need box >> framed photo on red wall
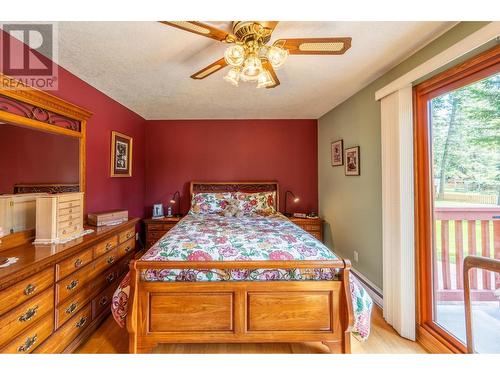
[345,146,360,176]
[110,131,133,177]
[331,139,343,166]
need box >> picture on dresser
[110,131,133,177]
[345,146,360,176]
[331,139,343,166]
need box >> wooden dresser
[289,217,323,242]
[0,218,139,354]
[144,216,183,248]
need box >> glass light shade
[256,69,274,88]
[224,45,245,67]
[267,46,288,69]
[223,68,240,86]
[240,54,263,82]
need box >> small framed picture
[331,139,343,166]
[152,204,164,218]
[345,146,360,176]
[110,131,133,177]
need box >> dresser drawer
[91,283,115,320]
[92,264,119,293]
[118,255,133,276]
[94,235,118,258]
[147,230,165,243]
[0,288,53,348]
[58,217,81,231]
[303,224,321,231]
[57,194,81,204]
[55,285,93,329]
[0,267,54,316]
[58,223,81,239]
[117,237,135,258]
[0,313,53,353]
[312,232,322,239]
[56,262,94,304]
[148,223,176,231]
[58,212,81,225]
[56,247,94,281]
[119,227,135,244]
[57,200,80,210]
[58,206,81,216]
[92,248,120,277]
[35,303,91,354]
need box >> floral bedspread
[112,214,372,340]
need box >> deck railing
[434,207,500,302]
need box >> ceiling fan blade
[190,58,227,80]
[262,61,280,89]
[160,21,235,42]
[273,37,352,55]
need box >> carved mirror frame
[0,73,92,208]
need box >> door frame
[414,45,500,353]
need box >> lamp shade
[223,68,240,86]
[224,45,245,67]
[267,46,288,69]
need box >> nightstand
[289,217,323,242]
[144,216,183,248]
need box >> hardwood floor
[75,305,427,354]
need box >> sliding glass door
[415,46,500,353]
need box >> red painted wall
[2,31,319,219]
[0,124,79,193]
[145,120,318,216]
[1,31,146,218]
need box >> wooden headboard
[190,181,280,211]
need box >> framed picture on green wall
[331,139,343,166]
[345,146,360,176]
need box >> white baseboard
[351,267,383,308]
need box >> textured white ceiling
[55,21,455,119]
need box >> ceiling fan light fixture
[223,67,240,86]
[267,46,288,69]
[240,54,263,82]
[256,69,274,89]
[224,45,246,67]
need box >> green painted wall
[318,22,491,289]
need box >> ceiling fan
[160,21,352,89]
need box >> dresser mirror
[0,73,91,250]
[0,123,80,195]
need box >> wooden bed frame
[126,181,354,354]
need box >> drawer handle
[126,232,132,239]
[69,209,73,213]
[75,316,88,328]
[74,258,83,268]
[99,296,109,306]
[107,256,115,265]
[105,242,113,250]
[62,229,67,235]
[18,305,39,322]
[24,284,37,296]
[65,302,78,315]
[66,279,79,290]
[125,246,132,253]
[106,273,115,283]
[17,334,37,352]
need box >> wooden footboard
[126,259,353,354]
